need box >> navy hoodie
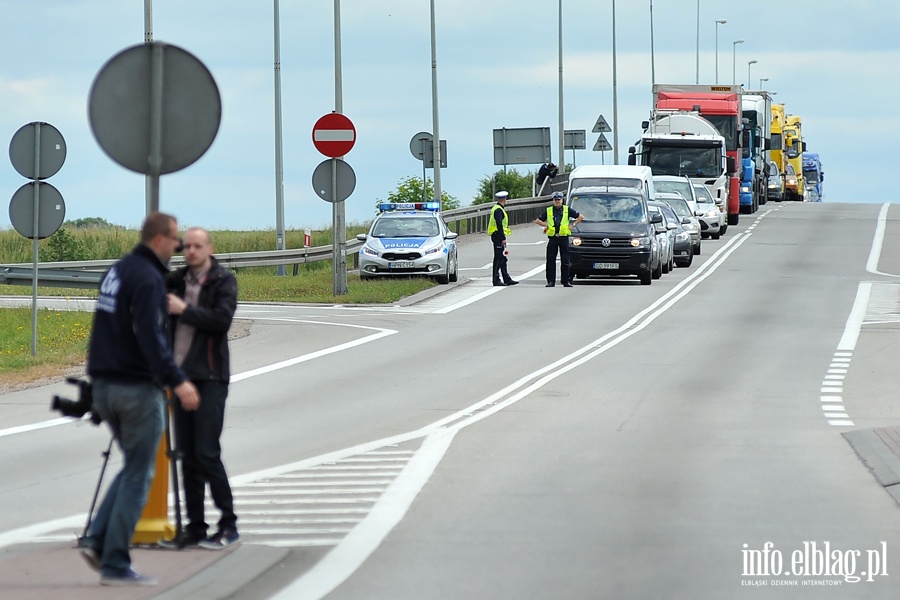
[87,244,186,388]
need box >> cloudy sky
[0,1,894,233]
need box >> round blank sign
[9,122,67,180]
[9,182,66,239]
[88,42,221,175]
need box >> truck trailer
[651,84,743,225]
[741,91,773,213]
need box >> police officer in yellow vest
[488,191,518,286]
[534,191,583,287]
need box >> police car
[355,202,459,284]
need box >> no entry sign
[312,113,356,158]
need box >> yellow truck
[783,114,806,201]
[769,104,787,201]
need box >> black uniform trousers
[491,232,513,284]
[546,235,571,285]
[173,380,237,537]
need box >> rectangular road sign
[564,129,586,150]
[492,127,552,166]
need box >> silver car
[656,191,701,256]
[693,184,725,240]
[356,202,459,284]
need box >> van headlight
[631,236,650,248]
[571,237,582,246]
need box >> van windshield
[568,193,646,223]
[570,177,642,191]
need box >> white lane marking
[433,265,545,314]
[0,417,76,439]
[838,282,871,351]
[866,203,893,277]
[0,319,396,438]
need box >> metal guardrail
[0,175,572,290]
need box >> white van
[566,165,655,204]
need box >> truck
[769,103,787,202]
[740,91,773,213]
[783,114,806,201]
[802,152,824,202]
[651,84,743,225]
[627,111,732,236]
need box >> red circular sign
[312,113,356,158]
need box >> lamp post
[694,0,700,84]
[732,39,744,85]
[612,0,619,164]
[649,0,656,84]
[747,59,757,89]
[714,19,726,84]
[558,0,564,169]
[759,77,768,90]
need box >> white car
[693,184,725,239]
[356,202,459,284]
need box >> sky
[0,1,896,234]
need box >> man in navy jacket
[80,212,199,587]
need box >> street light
[732,39,744,85]
[759,77,768,89]
[747,59,757,89]
[714,19,726,84]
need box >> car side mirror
[667,223,677,230]
[445,232,458,240]
[356,233,367,241]
[681,217,692,225]
[650,213,663,224]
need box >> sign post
[312,112,356,295]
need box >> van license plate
[594,262,618,269]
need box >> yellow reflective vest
[488,203,511,236]
[546,205,571,236]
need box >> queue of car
[357,165,733,287]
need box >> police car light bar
[378,202,440,212]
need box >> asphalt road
[3,202,900,599]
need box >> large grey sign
[88,42,221,175]
[493,127,551,166]
[9,182,65,239]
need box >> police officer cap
[495,191,509,199]
[552,191,565,200]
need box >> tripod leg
[165,391,186,547]
[83,435,115,538]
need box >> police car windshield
[372,216,439,238]
[568,193,646,223]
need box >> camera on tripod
[51,377,101,424]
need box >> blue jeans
[84,379,164,577]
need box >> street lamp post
[747,59,757,89]
[649,0,656,84]
[714,19,726,84]
[732,39,744,85]
[695,0,700,84]
[759,77,768,90]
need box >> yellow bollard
[132,429,175,544]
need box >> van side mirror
[628,154,636,166]
[650,213,663,224]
